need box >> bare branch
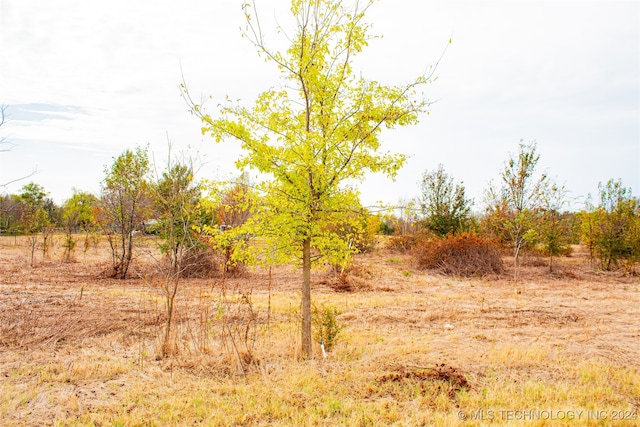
[1,167,39,189]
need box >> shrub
[312,303,343,351]
[179,247,219,278]
[323,262,374,292]
[413,233,503,277]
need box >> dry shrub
[182,249,248,279]
[413,233,503,277]
[321,263,374,292]
[179,248,220,278]
[131,248,220,279]
[175,247,248,279]
[147,232,249,280]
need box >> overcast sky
[1,0,638,211]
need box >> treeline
[1,141,639,275]
[379,141,639,274]
[0,147,255,277]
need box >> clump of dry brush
[412,233,503,277]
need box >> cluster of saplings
[1,141,638,279]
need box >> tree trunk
[513,241,521,281]
[29,235,37,267]
[301,237,312,359]
[120,231,134,279]
[163,291,174,357]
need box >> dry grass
[0,234,639,426]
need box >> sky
[1,0,638,212]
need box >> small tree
[150,150,203,357]
[485,140,547,279]
[186,0,439,357]
[40,197,60,258]
[61,191,97,262]
[589,179,639,270]
[419,164,472,237]
[538,183,571,272]
[577,195,598,267]
[154,163,201,274]
[97,146,151,279]
[0,194,22,235]
[18,182,50,267]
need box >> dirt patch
[378,363,470,400]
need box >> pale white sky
[1,0,638,210]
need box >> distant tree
[18,182,50,266]
[19,182,47,206]
[96,147,151,279]
[185,0,438,357]
[0,194,22,235]
[485,140,548,279]
[154,163,201,267]
[377,214,396,236]
[41,198,60,258]
[216,177,253,231]
[538,183,572,272]
[577,196,598,267]
[61,191,98,262]
[588,179,639,270]
[419,164,472,237]
[199,176,255,277]
[393,198,420,236]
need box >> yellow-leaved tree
[185,0,441,358]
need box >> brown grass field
[0,235,638,426]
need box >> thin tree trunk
[513,242,521,281]
[164,290,174,357]
[29,235,37,267]
[301,237,312,359]
[267,264,272,345]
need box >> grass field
[0,235,638,426]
